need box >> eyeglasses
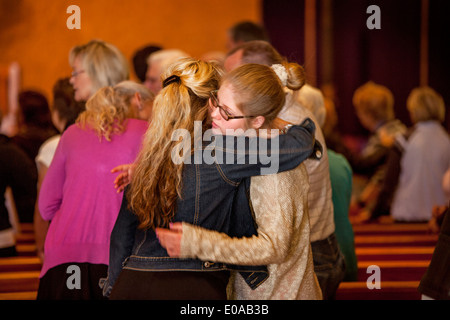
[209,90,256,121]
[71,70,85,78]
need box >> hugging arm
[113,119,321,190]
[217,118,321,181]
[158,167,309,266]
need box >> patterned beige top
[180,163,323,300]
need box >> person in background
[69,39,129,102]
[11,90,57,166]
[33,78,85,262]
[0,62,20,137]
[320,87,358,281]
[418,167,450,300]
[37,85,148,300]
[113,81,154,122]
[143,49,189,94]
[10,90,56,224]
[349,81,406,222]
[428,168,450,234]
[224,41,326,140]
[0,110,37,256]
[327,150,357,281]
[226,21,270,51]
[375,86,450,222]
[131,44,162,83]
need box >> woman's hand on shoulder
[156,222,183,257]
[111,163,136,192]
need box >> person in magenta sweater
[37,85,148,300]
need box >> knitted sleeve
[180,164,309,265]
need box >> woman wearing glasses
[69,39,129,102]
[103,58,320,299]
[157,63,323,300]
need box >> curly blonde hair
[128,58,223,230]
[76,86,131,141]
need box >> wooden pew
[0,222,440,300]
[355,246,434,261]
[0,257,42,272]
[0,291,37,300]
[354,234,438,247]
[352,223,431,235]
[336,222,437,300]
[0,271,40,293]
[357,260,430,282]
[336,281,421,300]
[0,223,40,299]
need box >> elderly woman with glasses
[69,39,129,102]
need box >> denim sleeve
[101,188,139,297]
[214,118,322,182]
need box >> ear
[134,92,143,110]
[250,116,265,129]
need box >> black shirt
[0,134,37,226]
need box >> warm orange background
[0,0,261,101]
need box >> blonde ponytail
[128,58,223,230]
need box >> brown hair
[352,81,395,121]
[52,78,85,131]
[222,63,305,126]
[228,22,269,44]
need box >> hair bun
[271,64,288,87]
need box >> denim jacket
[102,119,322,297]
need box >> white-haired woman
[375,86,450,222]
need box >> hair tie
[163,75,181,88]
[271,64,288,87]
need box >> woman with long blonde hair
[37,84,148,300]
[104,58,319,299]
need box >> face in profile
[144,63,163,95]
[210,83,249,135]
[130,94,153,121]
[70,56,94,102]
